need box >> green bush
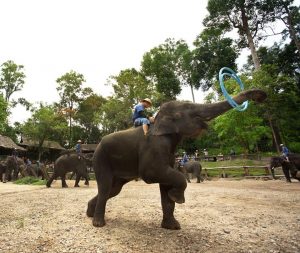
[14,177,46,185]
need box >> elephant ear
[152,113,180,135]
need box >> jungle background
[1,0,299,161]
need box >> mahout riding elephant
[87,89,267,230]
[176,161,203,183]
[269,154,300,182]
[46,153,92,188]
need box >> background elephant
[46,153,92,188]
[177,161,203,183]
[269,154,300,182]
[0,161,8,183]
[87,89,266,230]
[4,156,26,181]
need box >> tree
[142,38,191,101]
[204,0,274,70]
[251,65,300,152]
[213,107,270,153]
[22,104,68,160]
[75,93,106,143]
[0,94,8,133]
[266,0,300,57]
[100,68,158,134]
[56,70,92,147]
[0,60,26,102]
[192,26,238,91]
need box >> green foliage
[75,93,105,143]
[192,26,238,90]
[0,60,26,102]
[0,94,8,132]
[100,68,158,134]
[22,104,68,159]
[14,176,46,185]
[142,38,191,100]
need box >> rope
[218,67,248,112]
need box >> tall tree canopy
[193,26,238,91]
[204,0,275,70]
[142,38,192,101]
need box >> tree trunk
[284,6,300,58]
[267,116,282,154]
[241,5,261,70]
[190,84,195,103]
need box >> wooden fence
[202,165,283,179]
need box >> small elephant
[46,153,92,188]
[0,161,8,183]
[269,154,300,182]
[87,89,267,230]
[177,161,203,183]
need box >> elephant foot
[84,181,89,186]
[46,182,51,188]
[74,184,80,187]
[62,184,68,188]
[161,217,181,230]
[168,188,185,204]
[92,217,106,227]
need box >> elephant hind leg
[92,177,129,227]
[61,175,68,188]
[74,174,81,187]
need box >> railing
[202,165,283,179]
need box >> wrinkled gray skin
[269,154,300,182]
[46,153,92,188]
[177,161,203,183]
[87,89,267,230]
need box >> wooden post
[243,166,250,176]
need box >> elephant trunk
[197,89,267,121]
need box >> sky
[0,0,210,123]
[1,0,298,124]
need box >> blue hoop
[218,67,248,111]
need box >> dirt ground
[0,178,299,253]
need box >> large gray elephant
[87,89,267,230]
[176,161,203,183]
[269,154,300,182]
[46,153,92,188]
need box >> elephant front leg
[74,174,81,187]
[159,184,181,230]
[61,175,68,188]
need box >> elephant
[46,153,92,188]
[86,89,267,230]
[4,156,26,181]
[176,161,203,183]
[269,154,300,182]
[0,161,8,183]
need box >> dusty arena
[0,179,299,253]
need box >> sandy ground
[0,178,299,253]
